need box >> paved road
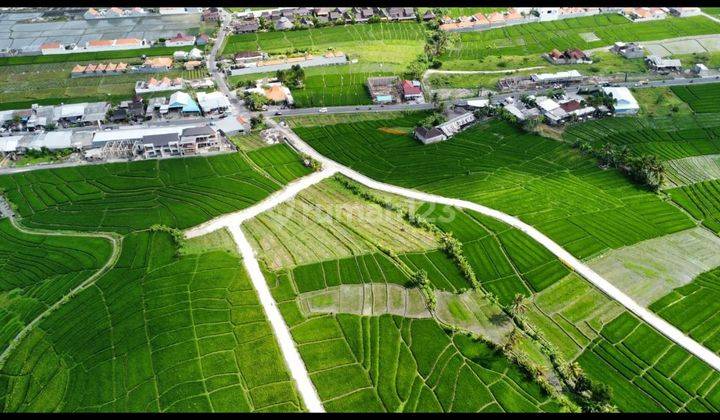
[207,8,251,121]
[266,118,720,373]
[229,225,326,413]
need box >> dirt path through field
[264,118,720,373]
[0,199,122,369]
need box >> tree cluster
[275,64,305,88]
[572,141,664,191]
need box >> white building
[602,86,640,115]
[531,70,583,84]
[536,8,560,21]
[197,91,231,114]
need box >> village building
[622,7,667,22]
[40,42,66,55]
[196,91,231,115]
[233,19,260,33]
[168,91,201,115]
[84,38,146,52]
[611,42,645,59]
[645,55,682,73]
[422,10,436,21]
[602,86,639,115]
[174,47,204,62]
[202,7,221,22]
[367,76,400,104]
[693,63,711,77]
[165,33,196,47]
[234,51,267,63]
[438,107,476,137]
[184,61,203,71]
[275,17,294,30]
[669,7,702,17]
[70,62,128,77]
[135,76,184,94]
[91,125,223,159]
[196,34,210,46]
[399,80,424,102]
[535,96,570,125]
[215,115,249,136]
[414,127,447,145]
[530,70,584,85]
[141,57,174,73]
[544,48,592,65]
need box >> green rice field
[0,146,311,234]
[295,113,695,260]
[0,219,112,356]
[672,83,720,114]
[222,22,426,66]
[667,179,720,233]
[651,267,720,354]
[0,230,302,412]
[441,14,720,69]
[268,266,566,412]
[564,114,720,161]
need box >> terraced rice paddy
[672,83,720,114]
[417,203,570,304]
[651,267,720,354]
[296,114,695,260]
[0,147,311,234]
[664,154,720,188]
[578,312,720,412]
[441,14,720,69]
[242,177,438,271]
[0,231,302,412]
[564,115,720,161]
[298,284,516,346]
[524,272,720,412]
[667,179,720,233]
[0,219,113,356]
[222,22,426,66]
[267,267,565,412]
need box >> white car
[318,107,328,113]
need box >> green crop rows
[268,268,564,412]
[295,114,694,260]
[0,146,311,234]
[564,115,720,161]
[667,179,720,233]
[578,312,720,412]
[223,22,426,58]
[0,231,302,412]
[0,219,112,356]
[672,84,720,114]
[441,14,720,67]
[651,267,720,353]
[416,203,570,304]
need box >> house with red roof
[399,80,424,102]
[165,33,196,47]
